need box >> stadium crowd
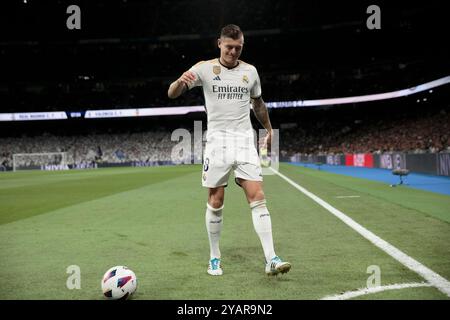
[0,131,180,169]
[279,105,450,156]
[1,103,449,170]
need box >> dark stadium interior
[2,1,450,305]
[0,0,449,167]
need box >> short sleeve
[250,67,262,99]
[187,62,203,90]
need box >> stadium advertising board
[0,112,67,121]
[345,154,374,168]
[438,153,450,176]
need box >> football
[259,146,271,167]
[101,266,137,300]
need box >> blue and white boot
[207,258,223,276]
[265,256,291,276]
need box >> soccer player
[168,24,291,276]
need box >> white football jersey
[188,58,262,144]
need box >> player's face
[218,36,244,67]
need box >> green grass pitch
[0,163,449,300]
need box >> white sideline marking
[270,168,450,297]
[321,282,432,300]
[336,195,361,198]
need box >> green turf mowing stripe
[0,166,197,225]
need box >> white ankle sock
[205,203,223,259]
[250,199,276,262]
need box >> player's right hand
[177,71,196,87]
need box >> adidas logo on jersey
[213,76,221,81]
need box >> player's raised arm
[252,97,274,149]
[167,71,197,99]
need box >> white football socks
[205,202,224,260]
[250,199,276,262]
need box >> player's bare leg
[208,186,225,209]
[238,179,291,275]
[206,186,225,275]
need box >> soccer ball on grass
[101,266,137,300]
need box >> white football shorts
[201,141,263,188]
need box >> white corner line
[320,282,433,300]
[270,167,450,297]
